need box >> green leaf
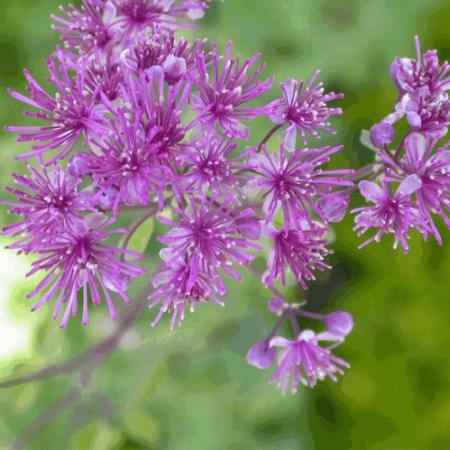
[123,410,160,445]
[124,217,154,257]
[70,420,122,450]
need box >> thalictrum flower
[158,197,261,280]
[109,0,209,39]
[267,73,343,151]
[88,70,190,208]
[380,133,450,243]
[190,41,273,138]
[120,28,203,84]
[51,0,117,55]
[262,222,332,289]
[148,257,225,328]
[83,56,124,101]
[249,145,353,228]
[122,69,191,161]
[390,35,450,96]
[2,164,88,253]
[177,132,254,203]
[87,108,165,209]
[388,87,450,136]
[269,330,350,392]
[353,175,426,252]
[26,214,145,328]
[6,50,106,163]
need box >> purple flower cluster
[10,0,435,396]
[355,37,450,251]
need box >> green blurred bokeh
[1,1,450,449]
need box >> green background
[1,0,450,449]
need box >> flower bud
[318,192,350,223]
[323,311,354,338]
[97,186,119,211]
[268,297,284,314]
[247,339,276,369]
[68,152,92,177]
[370,122,396,148]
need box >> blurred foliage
[1,0,450,449]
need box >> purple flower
[6,50,106,163]
[249,145,353,228]
[267,73,343,151]
[88,71,189,208]
[381,133,450,242]
[390,36,450,96]
[353,175,426,252]
[177,132,254,203]
[120,28,202,84]
[323,311,354,340]
[247,339,276,370]
[370,122,396,148]
[87,110,163,209]
[52,0,117,55]
[122,69,190,161]
[158,198,261,280]
[109,0,209,38]
[148,257,225,328]
[262,222,332,289]
[83,56,124,101]
[190,41,273,138]
[25,214,146,328]
[2,164,88,253]
[390,87,450,136]
[269,330,350,392]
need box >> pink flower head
[269,330,350,392]
[88,70,190,209]
[121,69,190,161]
[2,164,89,253]
[83,56,124,101]
[262,222,332,289]
[148,257,225,328]
[390,36,450,96]
[87,114,165,209]
[6,49,106,163]
[120,28,203,84]
[380,132,450,243]
[249,145,353,228]
[353,175,427,252]
[25,214,146,328]
[52,0,117,55]
[398,88,450,136]
[177,132,254,203]
[190,41,273,139]
[268,73,343,151]
[158,197,261,281]
[109,0,209,38]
